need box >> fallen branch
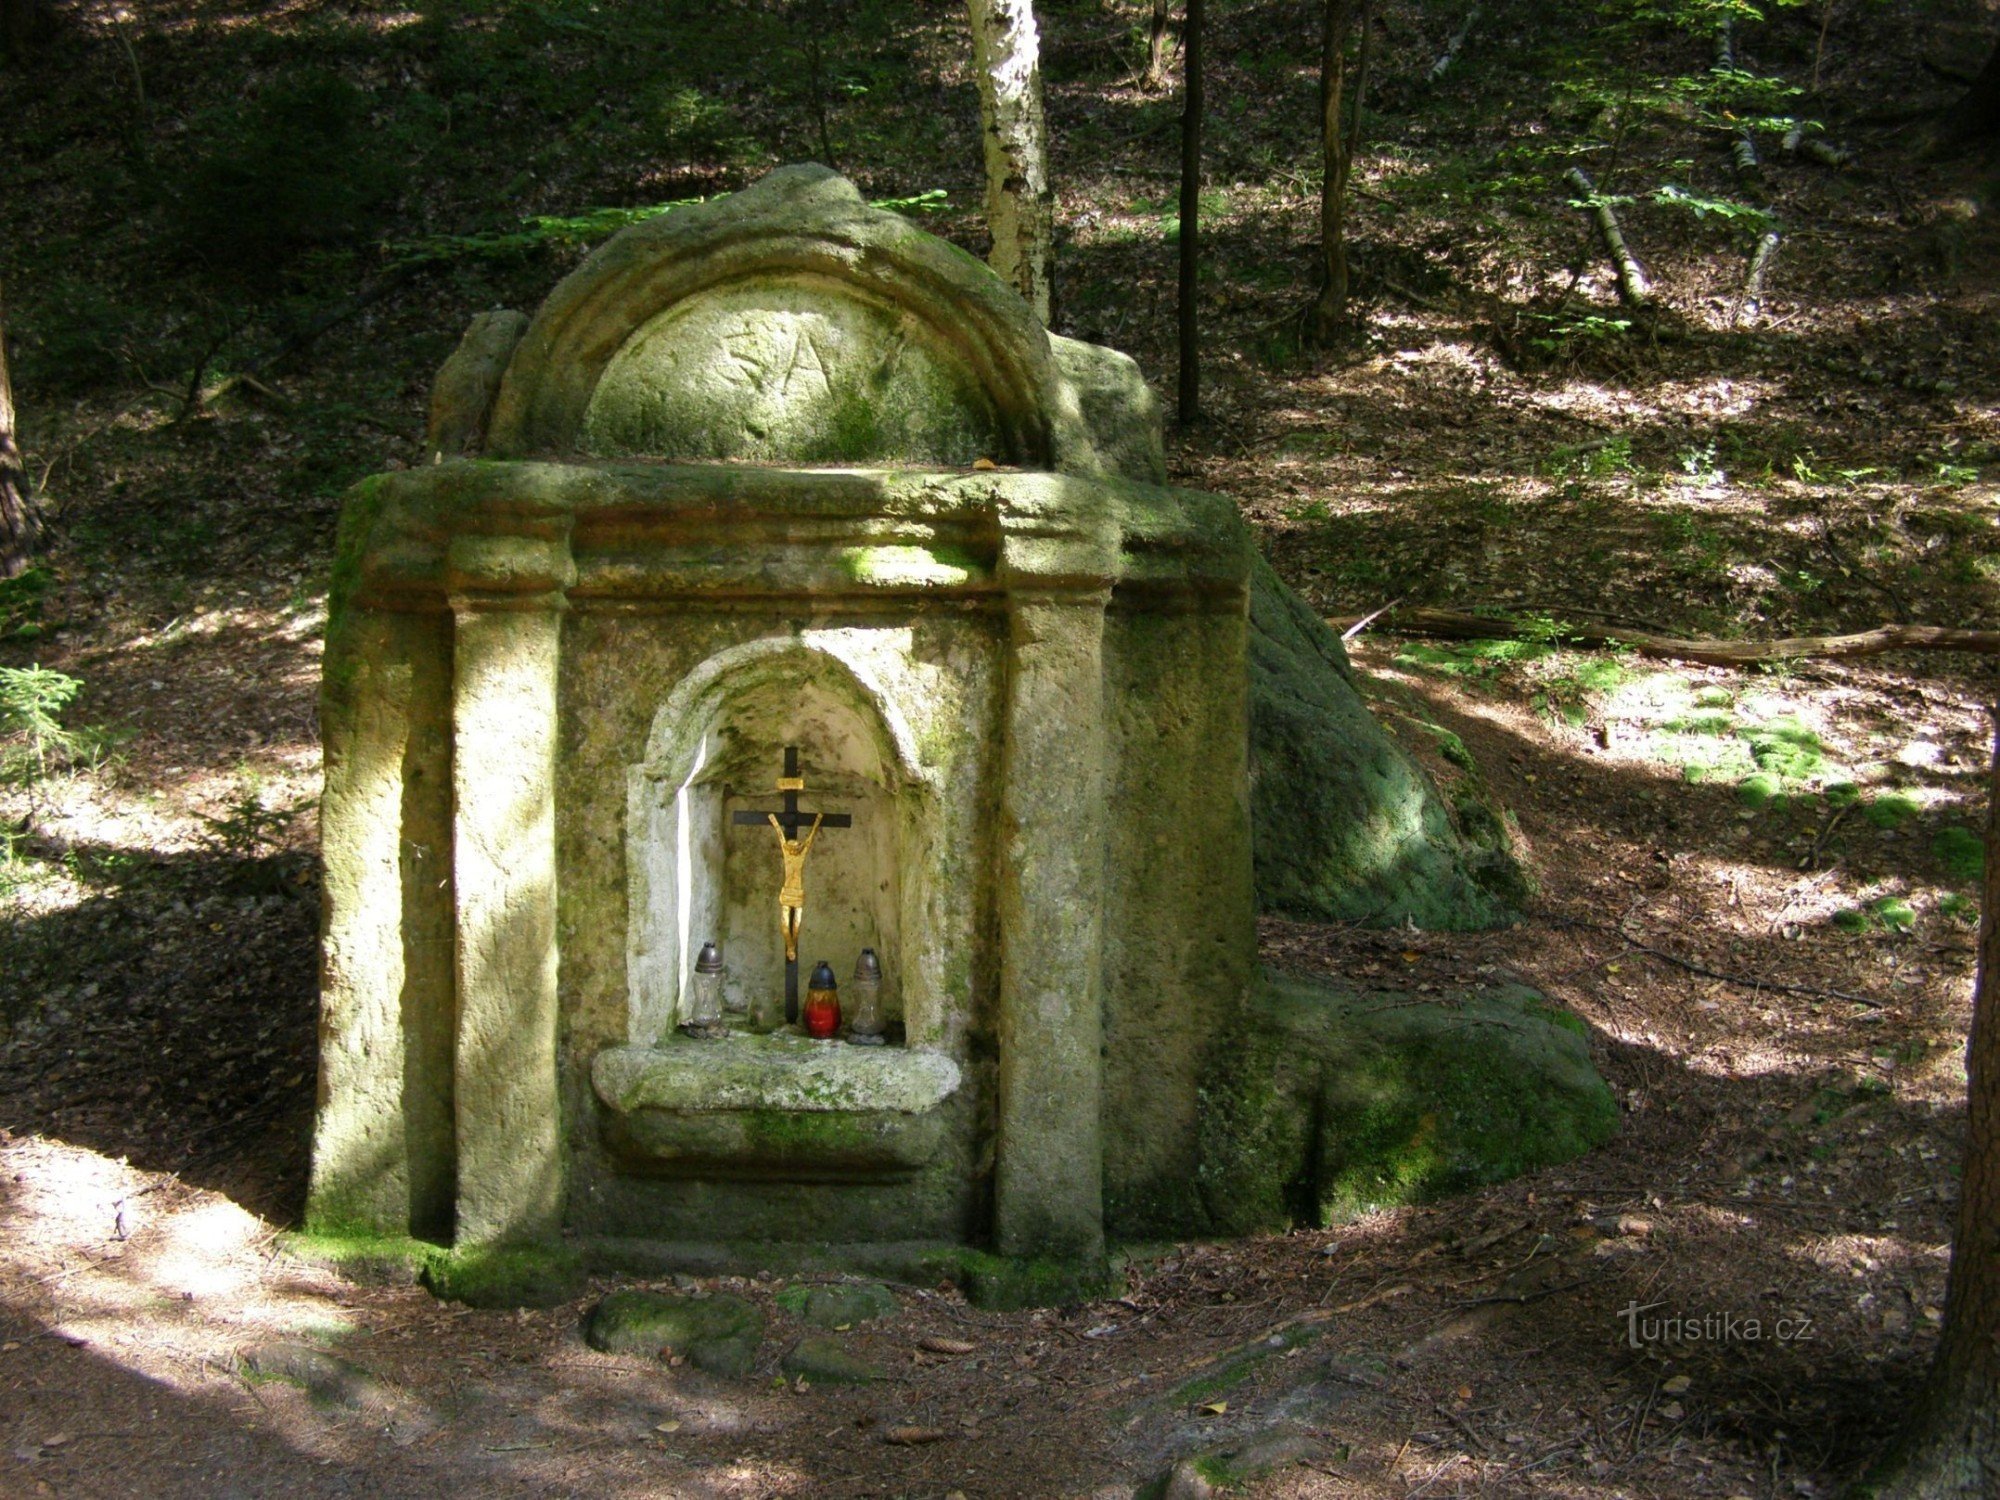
[1740,224,1781,321]
[1782,121,1854,168]
[1329,604,2000,665]
[1564,167,1652,307]
[1340,595,1404,641]
[1550,914,1893,1009]
[1428,5,1479,83]
[1714,21,1761,174]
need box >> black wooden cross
[730,746,853,1023]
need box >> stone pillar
[448,529,572,1247]
[994,488,1115,1260]
[309,611,450,1236]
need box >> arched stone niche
[626,638,929,1045]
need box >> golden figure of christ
[768,811,822,962]
[728,747,853,1021]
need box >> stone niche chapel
[309,165,1262,1274]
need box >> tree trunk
[1875,713,2000,1497]
[967,0,1053,324]
[0,281,38,580]
[1177,0,1202,424]
[1312,0,1360,344]
[1945,38,2000,139]
[1144,0,1171,90]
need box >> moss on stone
[780,1335,885,1384]
[950,1250,1119,1311]
[1191,976,1617,1232]
[422,1243,586,1310]
[1193,1025,1313,1236]
[1170,1324,1324,1407]
[280,1230,444,1286]
[1248,557,1515,930]
[775,1281,899,1327]
[583,1289,764,1377]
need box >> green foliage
[1938,892,1977,924]
[0,568,51,643]
[166,71,405,288]
[0,665,84,780]
[1871,896,1916,933]
[1650,184,1773,227]
[1740,717,1823,780]
[1547,435,1638,478]
[8,277,141,395]
[393,199,706,269]
[1526,312,1632,357]
[1861,791,1920,830]
[1834,895,1917,935]
[200,790,302,859]
[1935,825,1985,884]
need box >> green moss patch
[779,1335,885,1384]
[423,1243,586,1310]
[583,1290,764,1378]
[1862,792,1921,830]
[1204,977,1618,1228]
[774,1281,899,1328]
[951,1251,1119,1311]
[1249,558,1513,931]
[1935,825,1985,883]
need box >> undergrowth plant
[0,665,86,780]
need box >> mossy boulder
[1248,558,1517,929]
[775,1281,900,1328]
[1198,975,1617,1230]
[779,1335,886,1384]
[582,1290,765,1378]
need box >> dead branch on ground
[1564,167,1652,308]
[1329,604,2000,666]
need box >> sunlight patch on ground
[0,1134,348,1390]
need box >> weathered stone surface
[780,1335,885,1384]
[1248,557,1517,930]
[1197,976,1617,1230]
[1048,334,1165,483]
[582,1290,765,1378]
[426,309,528,462]
[776,1281,899,1328]
[483,165,1117,477]
[593,1036,960,1115]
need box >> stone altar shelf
[593,1032,962,1180]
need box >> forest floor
[1,0,1997,1495]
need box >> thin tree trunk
[0,281,38,580]
[967,0,1053,324]
[1144,0,1171,90]
[1311,0,1363,343]
[1874,713,2000,1497]
[1177,0,1202,424]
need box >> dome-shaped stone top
[479,165,1153,478]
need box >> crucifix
[730,746,853,1024]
